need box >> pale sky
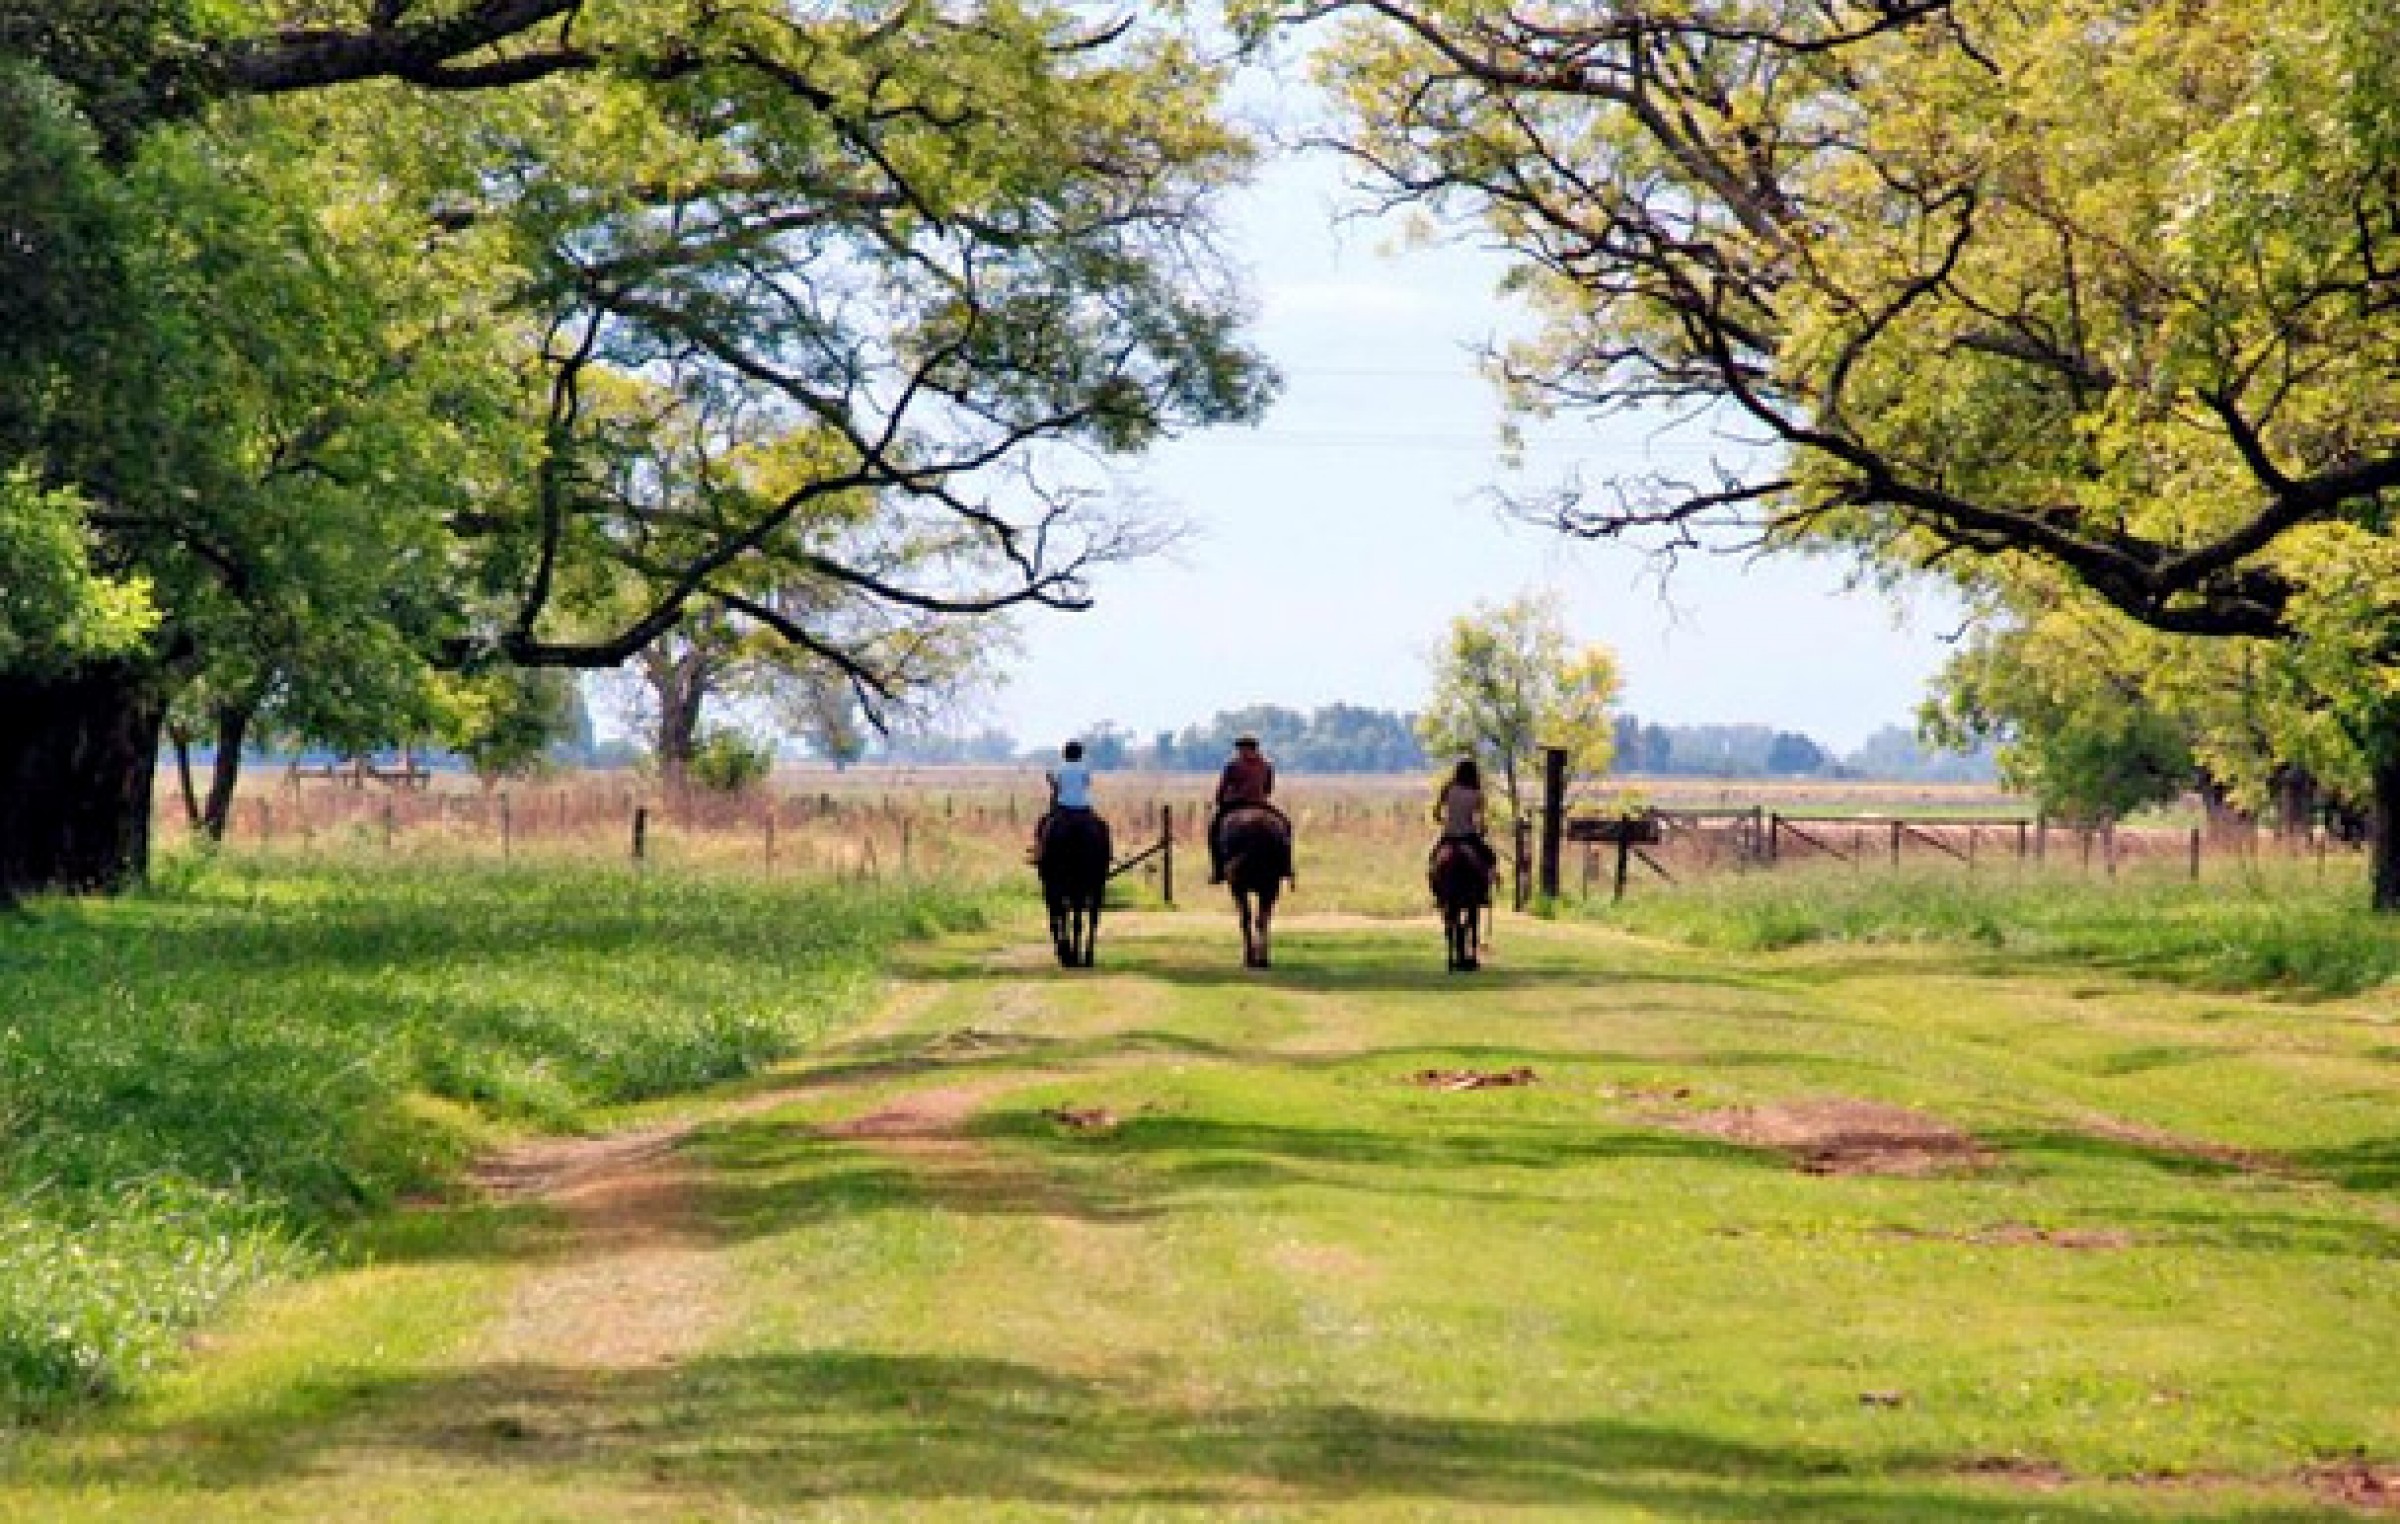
[985,142,1964,756]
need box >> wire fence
[154,769,2366,908]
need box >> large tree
[0,2,1274,897]
[1264,0,2400,904]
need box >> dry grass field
[154,765,2350,917]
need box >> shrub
[687,727,776,793]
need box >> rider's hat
[1233,732,1260,748]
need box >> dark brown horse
[1429,839,1493,972]
[1036,809,1112,967]
[1217,804,1292,968]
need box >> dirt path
[461,974,974,1372]
[473,1133,724,1372]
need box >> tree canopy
[0,0,1276,894]
[1256,0,2400,903]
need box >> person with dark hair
[1208,732,1287,883]
[1032,739,1095,858]
[1431,755,1498,875]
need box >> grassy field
[0,858,984,1420]
[1588,865,2400,997]
[2,868,2395,1519]
[159,767,2055,913]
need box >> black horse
[1036,809,1112,968]
[1429,838,1493,972]
[1217,804,1293,969]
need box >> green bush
[687,727,776,793]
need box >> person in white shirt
[1032,740,1095,858]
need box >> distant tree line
[870,706,1995,782]
[1611,718,1996,784]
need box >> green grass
[4,896,2397,1517]
[0,856,984,1421]
[1585,865,2400,996]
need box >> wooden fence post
[1161,804,1175,907]
[1538,746,1567,901]
[632,806,649,862]
[500,793,512,862]
[1513,816,1533,911]
[2189,827,2203,881]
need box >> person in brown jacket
[1208,734,1287,883]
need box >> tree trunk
[200,704,251,842]
[2372,750,2400,913]
[2273,768,2319,843]
[0,665,167,900]
[653,661,706,795]
[169,721,204,831]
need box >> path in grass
[6,910,2400,1521]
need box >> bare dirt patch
[1408,1066,1539,1091]
[824,1080,1010,1143]
[2310,1457,2400,1513]
[480,1151,722,1371]
[472,1124,688,1203]
[462,979,984,1374]
[1041,1104,1123,1135]
[1667,1098,1992,1176]
[1888,1222,2135,1251]
[1955,1456,2072,1490]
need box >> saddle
[1037,807,1112,867]
[1214,800,1290,834]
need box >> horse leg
[1236,891,1257,968]
[1082,901,1101,968]
[1256,889,1275,969]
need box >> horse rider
[1430,755,1500,881]
[1208,732,1289,883]
[1031,739,1096,860]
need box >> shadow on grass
[16,1351,2345,1520]
[927,938,1796,999]
[689,1104,1790,1235]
